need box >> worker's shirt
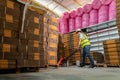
[78,32,91,48]
[79,32,84,40]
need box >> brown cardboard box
[4,29,12,38]
[6,14,13,23]
[0,60,16,69]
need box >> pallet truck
[57,49,80,67]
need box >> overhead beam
[32,0,60,16]
[53,0,70,11]
[73,0,82,6]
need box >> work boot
[79,64,85,67]
[88,64,95,68]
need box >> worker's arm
[77,33,82,50]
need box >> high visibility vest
[80,33,90,48]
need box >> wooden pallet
[0,67,40,74]
[104,64,120,68]
[96,63,104,67]
[96,63,120,68]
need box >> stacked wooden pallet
[44,14,59,66]
[0,0,59,70]
[58,34,64,59]
[60,32,80,65]
[116,0,120,36]
[0,0,23,69]
[85,51,104,64]
[62,33,71,58]
[18,9,41,68]
[103,39,120,65]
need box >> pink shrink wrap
[92,0,102,9]
[82,13,89,28]
[69,18,75,32]
[70,10,76,18]
[59,17,69,34]
[75,16,82,30]
[98,5,109,23]
[63,12,70,19]
[101,0,113,5]
[109,0,116,20]
[76,8,83,17]
[89,9,98,25]
[83,4,92,13]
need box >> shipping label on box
[44,17,47,23]
[49,42,57,48]
[34,53,40,60]
[34,28,39,35]
[48,51,56,56]
[34,40,39,47]
[0,60,8,69]
[49,60,56,65]
[2,44,10,52]
[50,34,57,40]
[34,17,39,24]
[6,14,13,23]
[4,29,12,38]
[7,0,14,9]
[52,17,57,23]
[50,25,58,31]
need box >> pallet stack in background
[18,9,41,68]
[103,39,120,65]
[0,0,23,69]
[85,52,104,64]
[58,31,104,65]
[58,32,80,65]
[57,34,64,59]
[62,33,70,59]
[116,0,120,36]
[44,14,59,66]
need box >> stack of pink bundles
[69,10,76,32]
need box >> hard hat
[76,29,81,32]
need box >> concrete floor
[0,66,120,80]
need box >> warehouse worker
[76,29,95,68]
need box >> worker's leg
[81,48,86,66]
[85,45,94,65]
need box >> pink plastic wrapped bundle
[76,8,83,16]
[59,17,69,34]
[83,4,92,13]
[109,0,116,20]
[63,12,70,19]
[75,16,82,30]
[98,5,109,23]
[69,18,75,32]
[70,10,76,18]
[89,9,98,25]
[92,0,102,9]
[82,13,89,28]
[101,0,113,5]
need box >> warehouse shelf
[87,19,116,33]
[87,19,119,54]
[89,27,118,39]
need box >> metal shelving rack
[87,20,119,54]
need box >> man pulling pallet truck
[76,29,95,68]
[57,29,95,68]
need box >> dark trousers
[81,45,94,65]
